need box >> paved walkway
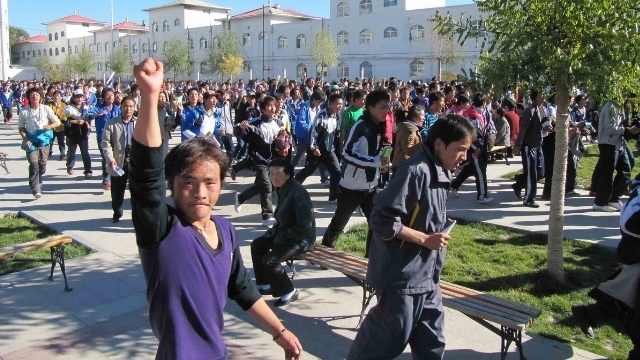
[0,123,615,359]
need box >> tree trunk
[437,58,442,79]
[546,81,571,281]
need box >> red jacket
[383,109,394,146]
[504,110,520,145]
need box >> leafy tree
[435,0,640,281]
[309,29,339,82]
[207,30,243,81]
[70,48,96,79]
[107,47,132,83]
[428,26,463,78]
[35,56,51,79]
[9,26,29,64]
[163,37,193,81]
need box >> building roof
[16,34,48,44]
[91,19,148,33]
[143,0,231,12]
[42,13,105,26]
[231,6,320,20]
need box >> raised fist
[133,58,164,96]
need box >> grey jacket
[266,178,316,251]
[515,105,547,148]
[597,101,626,148]
[215,100,234,134]
[367,143,450,294]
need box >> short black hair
[503,99,516,110]
[408,105,425,120]
[516,103,525,111]
[456,94,470,106]
[443,85,454,95]
[529,89,540,102]
[121,96,136,107]
[165,138,230,192]
[329,93,343,104]
[353,89,367,101]
[102,87,115,99]
[472,93,487,108]
[311,90,326,102]
[575,95,585,103]
[365,89,391,109]
[260,95,276,109]
[186,87,199,96]
[269,158,294,178]
[428,92,444,106]
[426,114,476,149]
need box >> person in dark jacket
[129,59,303,360]
[251,158,316,307]
[512,90,549,208]
[347,115,476,360]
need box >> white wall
[405,0,446,11]
[0,0,9,80]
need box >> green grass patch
[502,145,639,188]
[0,213,94,276]
[335,221,631,360]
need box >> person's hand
[630,126,640,135]
[313,148,321,157]
[134,58,164,96]
[177,102,183,112]
[98,109,107,116]
[473,148,482,159]
[274,329,303,360]
[513,145,520,154]
[23,140,31,149]
[421,232,451,251]
[240,120,249,129]
[109,160,117,170]
[380,166,389,174]
[219,129,226,136]
[381,158,390,168]
[164,124,173,132]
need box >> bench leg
[501,326,524,360]
[286,260,297,280]
[0,156,8,174]
[50,245,73,292]
[356,282,376,329]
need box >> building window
[74,45,78,53]
[243,60,251,72]
[360,61,373,77]
[243,33,251,46]
[49,49,53,56]
[174,18,180,26]
[48,33,52,41]
[278,36,288,49]
[105,42,109,52]
[410,60,425,76]
[61,47,65,53]
[55,32,58,40]
[213,37,220,48]
[259,32,266,41]
[27,50,30,56]
[188,38,193,49]
[123,44,128,52]
[22,51,25,59]
[470,20,487,38]
[89,44,93,51]
[96,43,100,52]
[163,41,168,51]
[142,43,148,53]
[68,46,72,53]
[316,63,328,78]
[360,29,373,45]
[61,31,65,37]
[82,23,89,27]
[203,9,210,14]
[296,34,306,48]
[152,22,158,32]
[133,44,139,54]
[337,62,349,77]
[113,41,118,49]
[337,2,349,17]
[200,61,207,73]
[54,48,58,56]
[410,25,425,41]
[163,21,169,32]
[360,0,372,14]
[384,27,397,38]
[384,0,397,6]
[38,50,41,56]
[82,44,86,51]
[337,31,349,46]
[98,63,102,70]
[296,63,307,78]
[200,37,208,49]
[152,42,157,52]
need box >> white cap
[73,89,83,95]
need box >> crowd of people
[3,56,640,359]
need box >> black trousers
[250,235,303,297]
[111,161,129,219]
[513,146,542,203]
[594,144,630,206]
[238,164,273,219]
[542,150,579,196]
[294,152,341,200]
[347,288,445,360]
[321,186,375,257]
[49,131,66,157]
[66,135,92,174]
[451,149,488,200]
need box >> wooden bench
[0,151,8,174]
[487,145,511,165]
[0,235,73,292]
[287,245,541,360]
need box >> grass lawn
[501,145,639,188]
[0,213,94,276]
[335,221,631,360]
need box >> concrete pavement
[0,122,614,359]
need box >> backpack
[273,129,291,158]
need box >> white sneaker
[477,197,494,205]
[234,192,242,213]
[593,204,615,212]
[608,201,623,211]
[262,217,277,227]
[451,189,459,198]
[33,192,42,199]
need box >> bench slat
[0,235,72,259]
[442,295,527,331]
[441,281,542,318]
[441,292,532,327]
[299,252,367,281]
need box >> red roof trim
[91,21,148,33]
[17,35,48,43]
[43,14,105,25]
[231,7,318,20]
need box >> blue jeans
[217,134,234,158]
[97,138,111,185]
[234,136,247,159]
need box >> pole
[110,0,114,57]
[262,5,265,80]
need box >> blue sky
[9,0,473,36]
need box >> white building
[12,0,484,82]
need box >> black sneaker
[571,305,595,338]
[274,289,299,307]
[540,194,551,201]
[258,287,272,296]
[523,201,540,208]
[511,183,522,200]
